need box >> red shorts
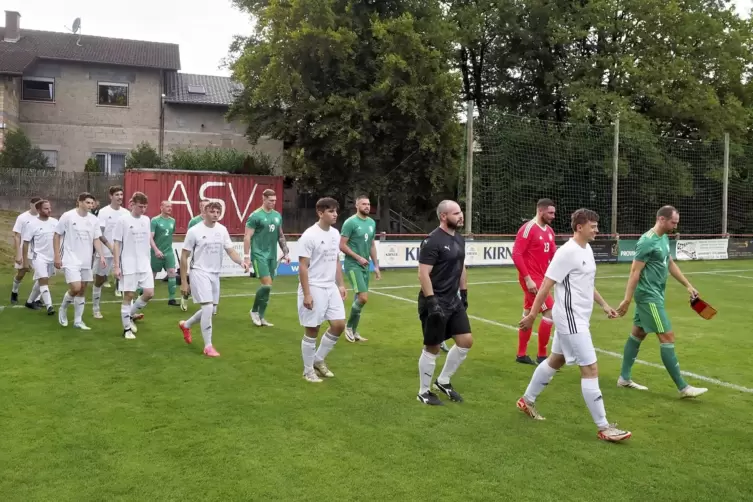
[519,278,554,312]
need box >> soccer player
[112,192,154,339]
[93,186,128,316]
[22,199,58,315]
[243,189,290,327]
[150,201,179,307]
[187,199,209,229]
[512,198,557,365]
[10,197,42,305]
[339,195,381,342]
[178,202,248,357]
[616,205,708,398]
[416,200,474,406]
[298,197,348,383]
[516,209,632,442]
[53,192,107,330]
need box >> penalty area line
[369,289,753,395]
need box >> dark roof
[0,27,180,74]
[164,72,241,106]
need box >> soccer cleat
[516,397,546,420]
[178,321,192,344]
[58,308,68,327]
[104,282,111,288]
[314,360,334,378]
[123,330,136,340]
[10,292,18,304]
[417,391,443,406]
[354,332,368,342]
[114,290,122,298]
[440,341,450,353]
[93,311,103,319]
[260,319,274,327]
[434,380,463,402]
[129,320,138,334]
[132,313,145,321]
[345,327,357,342]
[34,300,44,307]
[536,355,547,365]
[250,311,262,326]
[25,301,41,311]
[597,424,632,442]
[73,322,91,331]
[46,306,55,316]
[679,385,708,398]
[617,376,648,391]
[180,296,188,312]
[516,355,536,365]
[168,299,179,307]
[203,346,220,357]
[304,371,323,383]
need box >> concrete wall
[0,76,21,149]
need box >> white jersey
[13,210,38,259]
[113,213,152,274]
[97,205,130,258]
[22,217,59,262]
[544,238,597,334]
[297,223,341,288]
[182,221,234,274]
[56,209,102,269]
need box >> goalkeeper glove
[460,289,468,310]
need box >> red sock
[537,318,553,357]
[517,328,532,357]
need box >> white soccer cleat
[345,327,356,343]
[93,311,103,319]
[597,423,632,442]
[354,332,367,342]
[58,308,68,327]
[250,311,262,327]
[303,371,323,383]
[617,377,648,391]
[260,319,274,327]
[313,360,334,378]
[73,322,91,331]
[114,290,122,298]
[129,321,138,334]
[123,331,136,340]
[679,385,708,398]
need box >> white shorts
[189,269,220,305]
[119,272,155,292]
[93,256,114,276]
[297,284,346,328]
[32,259,55,280]
[551,330,597,367]
[63,267,93,284]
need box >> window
[187,84,206,94]
[22,77,54,102]
[97,82,128,107]
[41,150,58,169]
[94,153,126,174]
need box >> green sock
[252,292,260,313]
[257,285,271,318]
[167,277,177,300]
[347,299,364,331]
[660,343,688,390]
[620,334,642,381]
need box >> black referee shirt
[418,227,465,305]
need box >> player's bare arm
[13,230,23,265]
[53,233,62,269]
[150,231,164,258]
[370,239,381,279]
[242,226,255,266]
[98,235,113,254]
[617,260,646,315]
[179,249,191,296]
[668,257,698,298]
[336,258,347,300]
[277,224,290,262]
[225,247,249,271]
[512,230,536,293]
[520,278,556,330]
[418,263,435,297]
[339,235,368,268]
[298,257,313,309]
[93,239,106,269]
[112,239,122,278]
[22,241,31,270]
[594,288,617,318]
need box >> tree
[126,142,163,169]
[0,128,50,169]
[165,147,274,175]
[228,0,463,228]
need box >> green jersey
[188,215,203,229]
[634,229,671,303]
[246,208,282,259]
[341,214,376,269]
[151,215,175,253]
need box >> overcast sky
[6,0,752,78]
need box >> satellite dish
[72,18,81,34]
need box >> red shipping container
[125,169,284,235]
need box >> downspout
[159,70,165,158]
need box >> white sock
[314,331,339,363]
[418,349,439,394]
[437,345,470,385]
[301,335,317,373]
[581,377,609,429]
[61,291,73,309]
[12,278,21,293]
[39,285,52,308]
[130,297,148,316]
[213,304,217,315]
[523,360,558,403]
[200,303,214,348]
[185,309,203,328]
[92,286,102,312]
[27,281,41,304]
[121,304,132,331]
[73,296,85,324]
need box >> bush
[126,142,163,169]
[84,158,100,173]
[165,146,275,175]
[0,129,50,169]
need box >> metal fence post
[722,132,730,235]
[465,100,474,234]
[611,118,620,236]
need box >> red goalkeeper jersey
[512,220,556,283]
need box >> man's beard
[447,219,462,230]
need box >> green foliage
[0,129,50,170]
[165,147,274,175]
[84,158,100,173]
[126,142,163,170]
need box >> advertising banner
[727,238,753,259]
[676,239,729,261]
[377,240,516,269]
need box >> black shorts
[417,295,472,346]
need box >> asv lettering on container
[167,180,259,223]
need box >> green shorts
[151,251,176,273]
[633,302,672,334]
[253,256,277,279]
[346,267,370,294]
